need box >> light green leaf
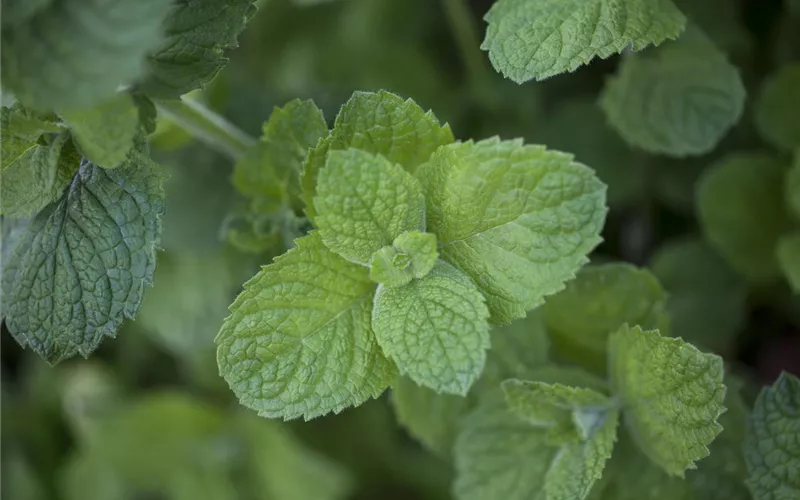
[600,26,746,157]
[59,93,139,169]
[418,137,606,324]
[315,148,426,265]
[301,90,453,218]
[608,325,726,477]
[755,63,800,151]
[372,261,490,395]
[502,380,617,444]
[650,237,747,352]
[139,0,258,98]
[1,104,78,217]
[390,376,469,457]
[777,233,800,293]
[1,0,172,109]
[1,150,165,364]
[543,263,669,372]
[216,232,396,420]
[233,99,327,208]
[481,0,686,83]
[481,311,551,386]
[744,372,800,500]
[369,231,438,287]
[697,153,793,282]
[454,391,618,500]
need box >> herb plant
[1,1,799,500]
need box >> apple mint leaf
[454,391,618,500]
[233,99,327,210]
[1,0,172,109]
[543,262,669,372]
[372,261,489,395]
[697,153,793,282]
[369,231,438,287]
[58,94,139,169]
[777,234,800,293]
[744,372,800,500]
[600,26,746,157]
[1,149,166,364]
[755,63,800,151]
[216,231,396,420]
[315,148,426,265]
[418,137,606,324]
[138,0,258,98]
[651,237,747,352]
[481,311,551,386]
[502,380,616,444]
[481,0,686,83]
[1,104,79,217]
[390,376,469,458]
[301,90,453,218]
[608,325,726,477]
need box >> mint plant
[2,1,799,499]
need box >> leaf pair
[455,325,727,500]
[216,91,607,420]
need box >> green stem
[155,97,255,161]
[441,0,492,90]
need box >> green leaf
[418,137,606,324]
[0,0,172,109]
[502,380,617,444]
[481,0,686,83]
[454,391,618,500]
[600,26,746,157]
[301,90,453,219]
[650,237,747,352]
[697,153,793,282]
[372,261,490,395]
[138,0,258,98]
[369,231,438,287]
[777,233,800,293]
[390,376,469,457]
[744,372,800,500]
[543,263,669,372]
[315,148,426,265]
[481,311,551,386]
[608,325,726,477]
[1,150,165,364]
[0,103,64,175]
[1,104,79,217]
[233,99,327,208]
[216,232,396,420]
[755,63,800,151]
[59,93,139,169]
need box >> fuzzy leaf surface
[372,261,489,395]
[315,148,426,265]
[608,325,726,477]
[418,137,606,324]
[216,232,397,420]
[1,151,165,364]
[481,0,686,83]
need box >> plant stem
[155,97,256,161]
[441,0,491,91]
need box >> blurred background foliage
[3,0,800,499]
